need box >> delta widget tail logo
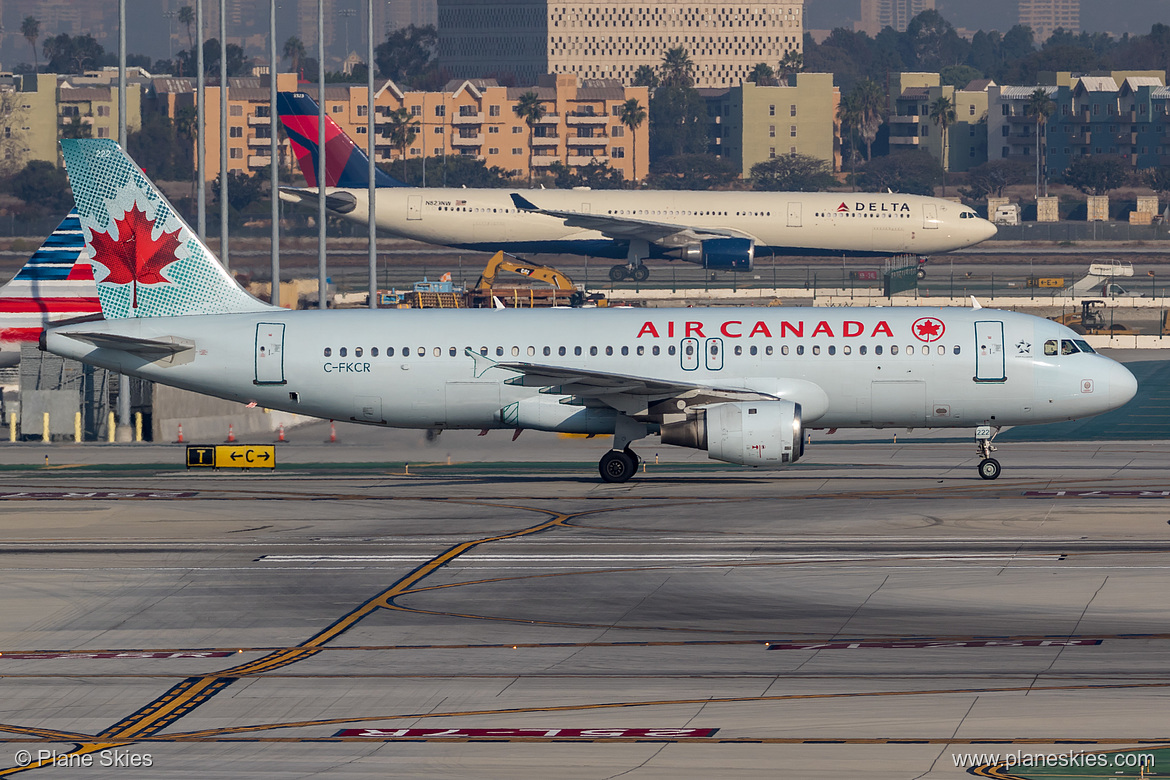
[61,138,270,319]
[276,91,401,188]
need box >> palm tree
[385,107,418,181]
[777,50,803,81]
[21,17,39,72]
[929,95,956,195]
[512,91,546,187]
[852,78,885,162]
[660,47,694,88]
[618,98,647,185]
[747,62,776,86]
[283,36,306,78]
[178,6,196,52]
[836,92,861,191]
[1026,87,1056,199]
[632,65,658,88]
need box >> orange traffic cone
[277,424,286,443]
[175,423,184,444]
[226,423,236,443]
[328,420,336,443]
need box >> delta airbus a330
[44,140,1134,482]
[275,92,997,282]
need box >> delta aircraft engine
[660,400,803,466]
[672,238,755,272]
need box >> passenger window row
[321,344,962,359]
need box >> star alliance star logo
[1016,340,1032,355]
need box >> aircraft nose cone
[980,219,998,241]
[1108,360,1138,409]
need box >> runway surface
[2,437,1170,778]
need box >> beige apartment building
[887,72,990,173]
[1018,0,1079,42]
[707,73,840,177]
[438,0,804,88]
[295,73,649,184]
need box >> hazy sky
[806,0,1167,35]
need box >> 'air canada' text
[636,320,898,339]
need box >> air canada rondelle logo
[912,317,945,342]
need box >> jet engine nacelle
[676,238,755,272]
[659,400,803,466]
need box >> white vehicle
[992,204,1020,226]
[276,93,997,282]
[44,140,1135,482]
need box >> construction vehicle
[466,250,606,308]
[1051,300,1139,336]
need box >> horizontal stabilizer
[61,331,194,357]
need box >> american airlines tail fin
[0,210,102,364]
[61,138,272,319]
[276,91,404,189]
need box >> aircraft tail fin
[61,138,273,319]
[0,209,103,345]
[276,91,403,189]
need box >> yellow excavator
[469,250,605,308]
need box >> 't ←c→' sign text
[186,445,276,469]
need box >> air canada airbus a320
[44,140,1134,482]
[274,92,997,282]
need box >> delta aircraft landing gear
[975,425,1001,480]
[609,263,650,282]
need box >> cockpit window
[1074,339,1095,354]
[1061,339,1079,355]
[1044,339,1057,356]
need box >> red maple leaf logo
[912,317,944,342]
[89,204,182,309]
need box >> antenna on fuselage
[970,296,983,310]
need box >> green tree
[645,154,740,190]
[903,10,969,70]
[777,50,803,80]
[939,64,982,88]
[929,94,955,195]
[1025,87,1055,198]
[750,153,836,191]
[1063,156,1130,196]
[660,47,695,88]
[21,17,40,72]
[540,160,625,189]
[852,78,885,162]
[5,160,72,214]
[858,149,943,196]
[387,155,516,187]
[178,39,248,78]
[42,33,112,74]
[618,98,647,184]
[283,36,306,76]
[959,159,1030,200]
[178,6,196,52]
[649,84,707,160]
[747,62,776,86]
[384,107,419,182]
[1142,166,1170,201]
[512,91,547,187]
[213,170,267,214]
[632,65,658,88]
[374,24,438,85]
[836,91,862,190]
[129,111,183,180]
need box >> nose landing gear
[975,424,1001,480]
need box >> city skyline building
[854,0,934,36]
[1017,0,1079,42]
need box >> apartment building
[855,0,934,36]
[438,0,804,88]
[296,73,649,183]
[705,73,840,177]
[887,73,990,173]
[988,71,1169,177]
[1017,0,1078,42]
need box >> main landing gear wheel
[609,265,628,282]
[599,449,637,483]
[978,458,1001,480]
[917,267,927,280]
[631,265,650,282]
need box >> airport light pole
[116,0,131,443]
[220,0,229,271]
[197,0,206,239]
[367,0,376,309]
[269,0,280,308]
[317,0,327,310]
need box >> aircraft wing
[509,193,754,249]
[491,358,777,416]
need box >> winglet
[970,296,983,310]
[510,193,539,212]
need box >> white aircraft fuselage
[46,306,1133,440]
[282,187,997,262]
